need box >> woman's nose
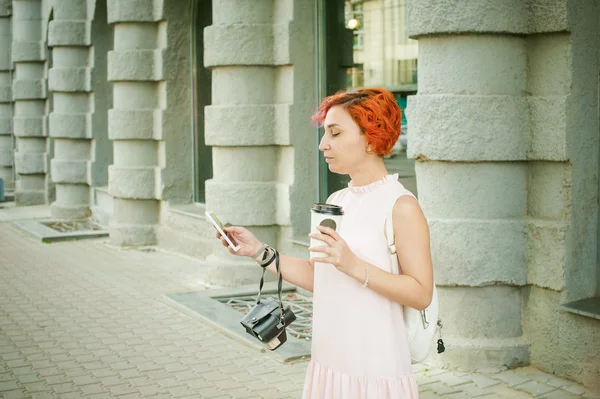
[318,135,329,151]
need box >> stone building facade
[0,0,598,391]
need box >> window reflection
[344,0,418,196]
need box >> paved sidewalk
[0,214,598,398]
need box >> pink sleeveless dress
[302,174,419,399]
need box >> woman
[215,88,433,398]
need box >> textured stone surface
[407,0,528,37]
[108,166,159,199]
[107,49,163,81]
[11,0,48,206]
[407,95,529,161]
[47,5,94,220]
[47,20,89,46]
[0,12,11,190]
[205,104,290,146]
[205,180,280,226]
[417,36,526,96]
[107,0,164,23]
[108,109,161,140]
[429,218,527,286]
[107,0,165,245]
[204,24,290,67]
[523,287,600,391]
[416,162,527,219]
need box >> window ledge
[562,297,600,321]
[290,235,309,248]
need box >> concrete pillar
[12,0,49,205]
[202,0,316,285]
[47,0,93,219]
[106,0,164,245]
[0,0,13,194]
[406,0,530,370]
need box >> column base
[204,254,268,287]
[109,223,157,246]
[50,203,91,220]
[15,190,46,206]
[438,337,530,372]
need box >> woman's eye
[331,132,340,137]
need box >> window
[316,0,419,201]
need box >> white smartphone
[205,211,241,252]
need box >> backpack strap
[386,202,400,275]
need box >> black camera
[240,297,297,351]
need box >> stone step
[163,203,217,241]
[157,204,223,260]
[91,186,112,227]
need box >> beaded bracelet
[362,263,370,288]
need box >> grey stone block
[429,218,527,286]
[407,95,529,162]
[14,189,45,205]
[50,159,89,184]
[108,166,159,200]
[205,180,279,226]
[14,151,46,174]
[407,0,528,37]
[108,109,160,140]
[48,67,90,92]
[12,79,46,100]
[11,41,44,62]
[528,96,568,161]
[108,223,157,246]
[48,20,90,46]
[205,104,290,146]
[48,113,91,139]
[107,50,162,81]
[107,0,163,23]
[13,116,45,137]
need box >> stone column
[106,1,164,245]
[12,0,48,205]
[47,0,93,219]
[203,0,302,285]
[407,0,530,369]
[0,0,12,193]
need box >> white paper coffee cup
[310,203,343,259]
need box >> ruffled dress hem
[302,360,419,399]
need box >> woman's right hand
[215,226,263,259]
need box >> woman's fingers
[308,232,336,246]
[316,225,342,241]
[308,245,332,255]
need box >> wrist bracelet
[252,244,268,260]
[362,263,370,288]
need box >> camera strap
[256,250,286,327]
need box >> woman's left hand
[308,225,361,276]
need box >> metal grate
[218,292,313,341]
[41,220,103,233]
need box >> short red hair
[312,88,402,156]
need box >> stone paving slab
[0,215,598,399]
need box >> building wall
[0,0,12,193]
[407,0,599,390]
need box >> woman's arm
[261,252,315,293]
[349,195,434,310]
[219,226,316,293]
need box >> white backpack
[385,201,443,364]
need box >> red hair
[312,88,402,156]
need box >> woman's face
[319,105,369,175]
